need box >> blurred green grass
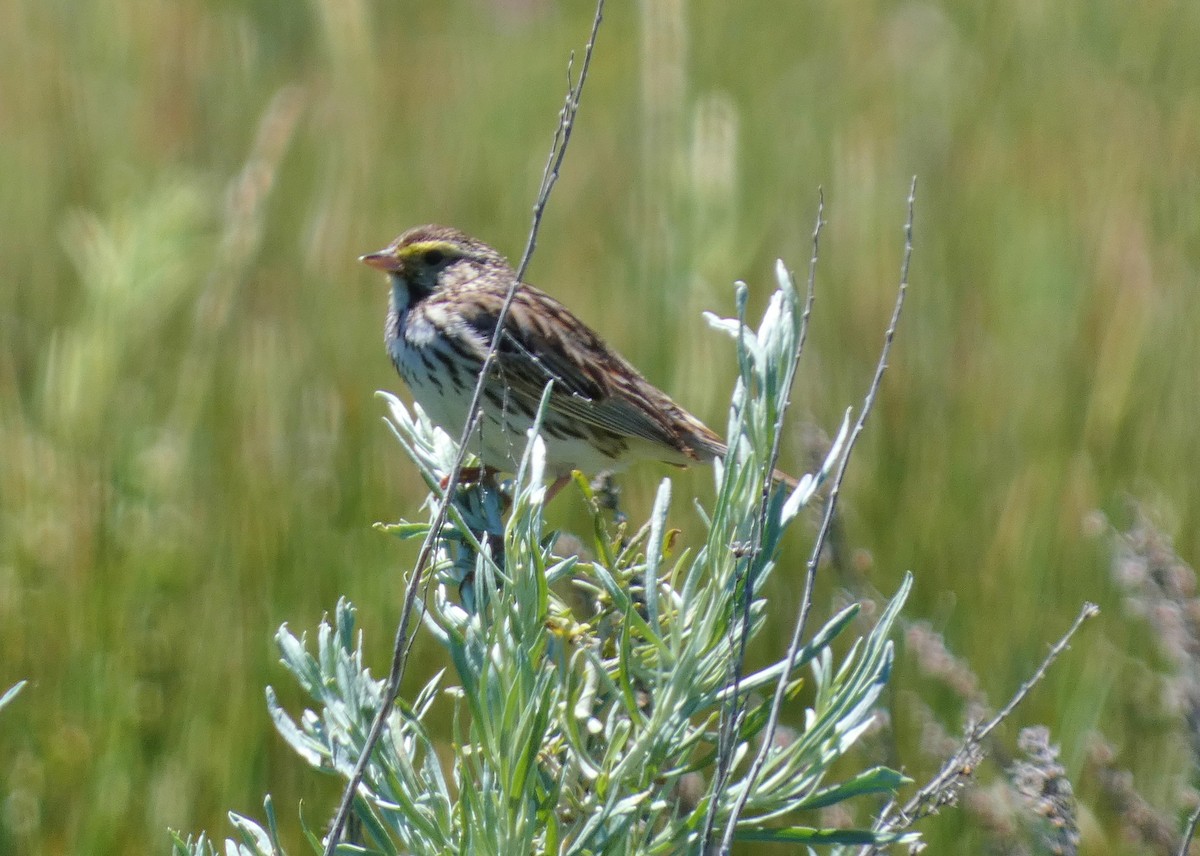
[1,0,1199,852]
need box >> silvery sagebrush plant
[174,259,917,855]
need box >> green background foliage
[1,0,1197,852]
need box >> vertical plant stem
[321,4,605,851]
[718,178,916,853]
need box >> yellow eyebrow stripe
[396,240,459,258]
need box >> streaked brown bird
[361,225,790,497]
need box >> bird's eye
[423,249,445,265]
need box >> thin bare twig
[718,178,916,854]
[322,4,604,850]
[796,188,822,361]
[702,191,825,847]
[861,601,1099,854]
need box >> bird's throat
[388,273,422,313]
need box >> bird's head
[360,225,506,300]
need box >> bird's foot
[440,465,499,490]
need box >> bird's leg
[440,465,499,490]
[546,474,573,502]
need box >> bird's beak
[359,249,400,272]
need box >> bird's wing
[454,285,724,462]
